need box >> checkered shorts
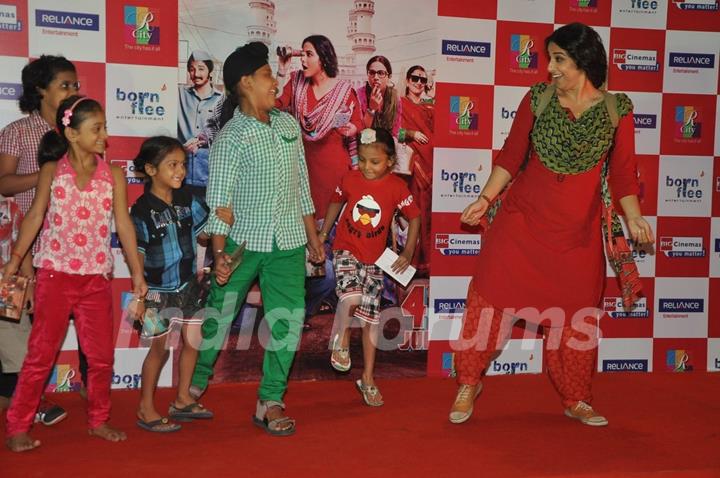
[333,249,384,325]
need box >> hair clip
[60,97,89,128]
[61,109,73,127]
[360,128,376,145]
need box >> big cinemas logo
[442,39,491,60]
[603,296,649,318]
[35,9,99,32]
[435,233,481,256]
[124,5,160,50]
[0,3,22,31]
[509,34,538,73]
[449,96,479,135]
[110,159,144,185]
[613,48,660,72]
[660,236,706,257]
[672,0,719,9]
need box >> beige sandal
[252,400,296,436]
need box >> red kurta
[472,92,639,324]
[277,78,363,219]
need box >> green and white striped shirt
[205,108,315,252]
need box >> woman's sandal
[355,379,384,407]
[252,400,295,437]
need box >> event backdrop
[0,0,718,392]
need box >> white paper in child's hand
[375,248,416,287]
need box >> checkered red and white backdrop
[427,0,720,377]
[0,1,718,388]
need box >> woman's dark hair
[364,55,398,131]
[358,127,396,160]
[405,65,426,96]
[133,136,184,178]
[38,95,104,165]
[545,23,607,89]
[302,35,338,78]
[19,55,76,114]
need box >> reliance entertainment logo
[669,52,716,69]
[442,40,491,58]
[658,298,704,313]
[36,9,99,31]
[434,298,466,315]
[0,82,21,100]
[634,114,657,129]
[603,359,648,372]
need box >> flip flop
[355,379,384,407]
[136,417,181,433]
[168,402,214,421]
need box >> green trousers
[191,238,305,402]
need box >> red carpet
[2,373,719,477]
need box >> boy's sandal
[252,400,296,437]
[136,417,181,433]
[168,402,214,421]
[355,379,384,407]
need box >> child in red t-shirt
[318,127,420,406]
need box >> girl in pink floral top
[1,96,147,452]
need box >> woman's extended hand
[626,216,655,245]
[460,197,490,226]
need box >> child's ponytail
[37,95,104,165]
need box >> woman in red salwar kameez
[448,23,654,427]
